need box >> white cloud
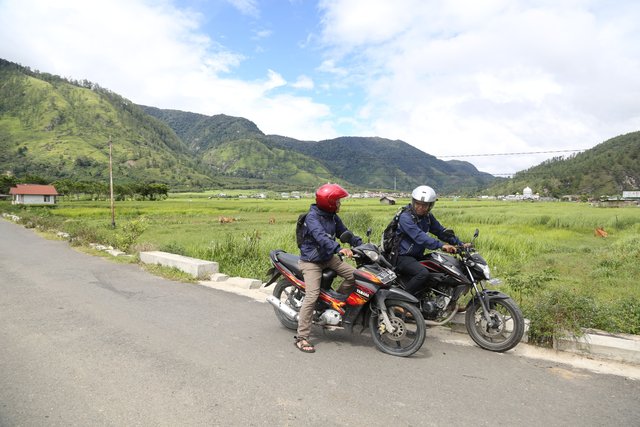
[0,0,337,142]
[291,75,314,90]
[226,0,259,18]
[253,29,273,40]
[1,0,639,176]
[318,0,640,174]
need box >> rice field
[3,194,639,339]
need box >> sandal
[294,336,315,353]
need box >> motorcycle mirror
[339,231,354,243]
[366,227,372,243]
[474,229,479,239]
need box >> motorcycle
[265,231,426,357]
[395,229,525,352]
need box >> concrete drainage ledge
[139,251,640,366]
[553,329,640,365]
[140,251,219,280]
[139,250,267,292]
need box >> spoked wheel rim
[369,300,426,357]
[478,309,507,337]
[465,297,524,352]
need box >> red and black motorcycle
[395,229,525,352]
[265,232,426,357]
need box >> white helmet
[411,185,437,203]
[411,185,437,214]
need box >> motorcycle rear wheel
[369,299,426,357]
[272,279,302,330]
[465,297,524,352]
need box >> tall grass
[3,197,639,339]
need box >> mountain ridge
[2,57,638,196]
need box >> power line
[436,149,584,158]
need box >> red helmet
[315,183,349,213]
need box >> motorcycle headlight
[476,263,491,280]
[363,249,379,262]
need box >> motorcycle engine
[421,288,452,318]
[317,309,342,326]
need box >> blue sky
[1,0,640,176]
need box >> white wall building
[9,184,59,205]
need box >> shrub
[524,288,599,347]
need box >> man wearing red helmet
[295,183,362,353]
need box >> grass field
[3,194,639,342]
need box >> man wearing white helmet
[395,185,469,295]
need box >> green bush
[110,218,148,252]
[524,288,599,347]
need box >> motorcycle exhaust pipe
[424,307,461,326]
[266,295,299,321]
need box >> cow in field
[219,216,236,224]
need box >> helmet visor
[413,200,435,213]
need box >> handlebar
[455,244,475,256]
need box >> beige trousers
[296,256,357,339]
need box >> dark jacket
[397,205,461,259]
[299,204,362,262]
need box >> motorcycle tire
[465,296,525,352]
[369,299,426,357]
[272,279,302,330]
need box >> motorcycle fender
[376,288,419,304]
[263,267,281,287]
[471,290,510,305]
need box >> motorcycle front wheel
[465,297,524,352]
[272,279,303,330]
[369,299,426,357]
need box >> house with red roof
[9,184,59,205]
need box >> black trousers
[396,255,430,296]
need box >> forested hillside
[0,59,214,190]
[4,57,636,197]
[140,106,343,187]
[264,135,495,194]
[486,132,640,197]
[143,106,496,194]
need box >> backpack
[295,213,307,248]
[295,211,339,249]
[380,205,417,264]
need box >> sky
[1,0,639,176]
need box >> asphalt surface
[1,218,639,426]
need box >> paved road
[1,219,639,426]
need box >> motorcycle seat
[276,251,339,286]
[277,252,302,274]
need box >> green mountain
[486,132,640,197]
[263,135,495,194]
[0,59,214,190]
[140,106,343,188]
[141,106,495,194]
[1,57,498,193]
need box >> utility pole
[109,137,115,228]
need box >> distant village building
[622,191,640,200]
[379,196,396,205]
[9,184,59,205]
[500,186,539,201]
